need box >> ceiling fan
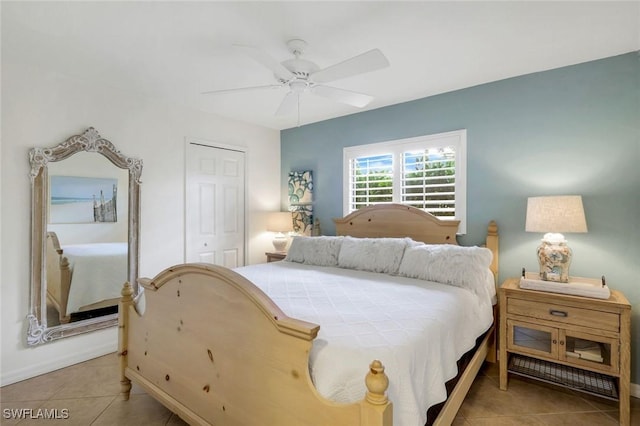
[202,39,390,124]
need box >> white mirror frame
[27,127,142,345]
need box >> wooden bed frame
[46,232,73,323]
[118,204,499,426]
[46,231,121,324]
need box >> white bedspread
[234,261,494,426]
[62,242,127,313]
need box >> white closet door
[185,142,245,268]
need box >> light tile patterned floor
[0,353,637,425]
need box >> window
[343,130,467,233]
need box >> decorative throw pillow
[284,236,343,267]
[397,244,437,279]
[284,237,306,264]
[398,244,494,299]
[337,237,410,274]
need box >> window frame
[343,129,467,234]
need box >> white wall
[0,62,281,385]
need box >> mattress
[234,261,494,426]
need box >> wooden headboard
[334,203,459,244]
[333,204,499,277]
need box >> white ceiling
[3,1,639,130]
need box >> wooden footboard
[118,264,392,426]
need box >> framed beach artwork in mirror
[49,175,119,224]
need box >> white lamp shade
[267,212,293,233]
[525,196,588,234]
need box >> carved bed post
[58,257,71,324]
[361,360,393,426]
[485,220,499,364]
[486,220,499,279]
[118,281,133,400]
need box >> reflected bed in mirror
[28,127,142,345]
[45,231,126,325]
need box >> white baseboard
[1,340,117,386]
[632,382,640,399]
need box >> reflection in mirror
[46,153,129,326]
[27,128,142,345]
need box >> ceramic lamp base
[272,236,288,252]
[537,239,572,283]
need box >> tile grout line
[89,394,119,425]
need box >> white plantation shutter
[343,130,467,233]
[348,154,393,210]
[401,148,456,218]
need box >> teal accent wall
[281,52,640,383]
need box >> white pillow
[284,236,343,267]
[337,237,410,274]
[284,237,305,263]
[398,244,494,300]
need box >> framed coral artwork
[291,205,313,235]
[288,171,313,235]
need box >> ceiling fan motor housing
[278,39,320,85]
[281,63,319,84]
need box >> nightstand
[499,278,631,425]
[265,251,286,262]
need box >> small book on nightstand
[566,338,604,363]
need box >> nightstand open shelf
[508,353,618,400]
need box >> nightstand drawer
[507,298,619,333]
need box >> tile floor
[0,353,637,425]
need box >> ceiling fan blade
[234,44,294,82]
[201,84,282,95]
[312,85,373,108]
[311,49,389,84]
[275,91,299,116]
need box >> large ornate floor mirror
[27,127,142,345]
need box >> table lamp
[525,195,588,283]
[267,211,293,252]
